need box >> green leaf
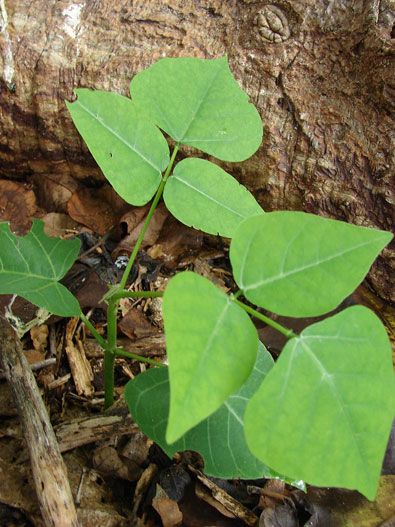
[230,212,393,317]
[163,158,263,237]
[66,90,169,205]
[125,344,306,489]
[162,271,258,443]
[130,57,262,162]
[244,306,395,500]
[125,343,301,482]
[0,220,81,316]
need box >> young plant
[0,57,393,501]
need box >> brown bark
[0,315,80,527]
[54,399,139,452]
[0,0,393,301]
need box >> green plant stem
[233,299,297,339]
[103,348,115,408]
[112,290,164,301]
[118,144,180,291]
[102,144,179,408]
[103,297,119,408]
[114,347,166,367]
[80,312,106,348]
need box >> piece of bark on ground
[55,398,139,452]
[0,314,80,527]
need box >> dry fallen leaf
[67,186,118,234]
[114,202,169,257]
[0,179,37,233]
[305,476,395,527]
[152,483,183,527]
[32,173,79,213]
[41,212,80,237]
[147,215,203,264]
[118,308,158,340]
[92,446,131,481]
[119,204,150,234]
[259,501,298,527]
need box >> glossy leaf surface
[164,158,263,237]
[0,220,81,316]
[230,212,393,317]
[244,306,395,500]
[130,57,262,162]
[162,271,258,443]
[124,343,282,479]
[66,90,169,205]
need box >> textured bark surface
[54,399,139,452]
[0,315,80,527]
[0,0,394,300]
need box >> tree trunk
[0,0,393,301]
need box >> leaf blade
[130,57,262,162]
[162,271,258,443]
[164,158,263,237]
[0,220,81,316]
[125,343,282,479]
[66,90,170,205]
[230,212,393,317]
[244,306,395,500]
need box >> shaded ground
[0,178,394,526]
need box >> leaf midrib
[172,175,246,218]
[243,238,382,291]
[174,297,232,421]
[0,269,61,281]
[299,338,370,484]
[179,63,223,141]
[75,100,163,173]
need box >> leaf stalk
[233,298,297,339]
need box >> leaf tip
[165,424,180,445]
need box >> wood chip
[54,399,139,452]
[132,463,159,516]
[83,335,166,359]
[30,324,49,351]
[194,481,237,519]
[65,318,94,397]
[188,465,259,526]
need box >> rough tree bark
[0,0,394,301]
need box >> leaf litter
[0,180,394,526]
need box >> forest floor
[0,178,394,527]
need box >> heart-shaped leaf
[125,342,305,483]
[230,212,393,317]
[66,90,170,205]
[130,57,262,162]
[0,220,81,316]
[162,271,258,443]
[164,158,263,237]
[244,306,395,500]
